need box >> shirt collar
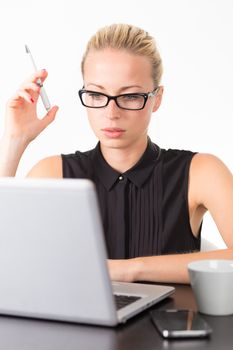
[92,138,161,191]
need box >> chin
[100,137,128,149]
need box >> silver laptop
[0,177,174,326]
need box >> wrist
[1,134,29,158]
[129,257,144,282]
[1,133,30,148]
[0,135,29,176]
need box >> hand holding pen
[4,66,58,145]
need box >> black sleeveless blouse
[61,139,201,259]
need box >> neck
[100,136,148,173]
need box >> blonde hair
[81,23,163,87]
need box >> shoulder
[27,147,96,179]
[160,147,195,164]
[61,147,97,178]
[190,153,232,181]
[158,147,196,179]
[61,148,94,162]
[189,153,233,206]
[27,155,62,178]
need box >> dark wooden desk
[0,284,232,349]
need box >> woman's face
[82,48,162,151]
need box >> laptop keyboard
[114,294,142,310]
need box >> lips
[101,127,125,138]
[102,128,125,132]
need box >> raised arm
[108,153,233,284]
[0,69,59,177]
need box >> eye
[122,94,142,100]
[87,92,104,100]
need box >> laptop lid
[0,178,174,326]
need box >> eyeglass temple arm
[148,87,160,97]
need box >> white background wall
[0,0,232,248]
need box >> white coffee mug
[188,260,233,316]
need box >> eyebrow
[85,83,144,92]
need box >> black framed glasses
[78,87,159,110]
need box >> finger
[22,69,48,86]
[18,90,35,104]
[32,69,48,86]
[40,106,59,130]
[20,82,41,94]
[19,82,41,103]
[8,90,35,106]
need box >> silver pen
[25,45,51,111]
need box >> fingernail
[42,69,47,72]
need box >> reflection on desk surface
[0,316,118,350]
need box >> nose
[105,99,121,120]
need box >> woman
[0,24,232,283]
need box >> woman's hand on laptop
[4,69,58,145]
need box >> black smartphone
[150,309,212,339]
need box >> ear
[152,86,164,113]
